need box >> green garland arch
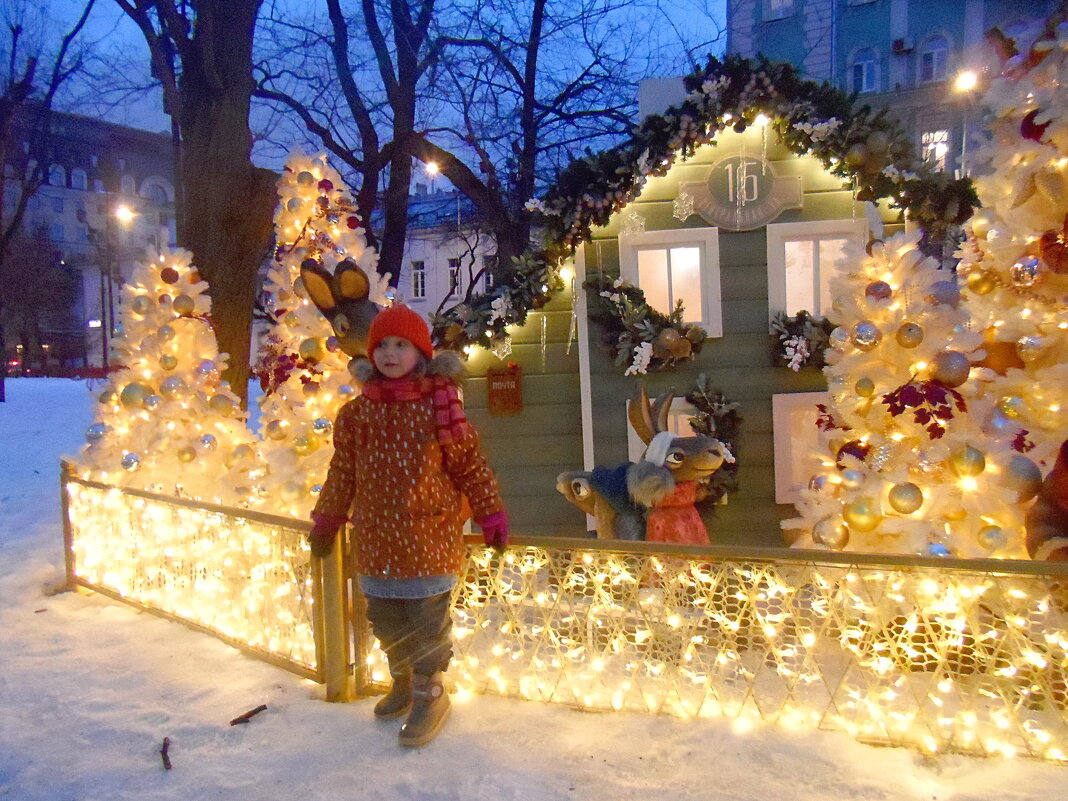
[432,54,978,352]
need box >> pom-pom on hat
[368,303,434,360]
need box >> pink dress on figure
[644,481,709,545]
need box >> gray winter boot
[374,670,413,719]
[398,671,450,747]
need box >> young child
[307,303,507,747]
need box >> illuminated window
[626,397,700,462]
[921,129,950,172]
[617,227,722,336]
[71,168,88,191]
[919,35,949,83]
[448,258,462,297]
[120,175,136,195]
[411,260,426,300]
[851,49,879,93]
[483,254,498,290]
[767,219,867,320]
[48,164,66,187]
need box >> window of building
[448,257,462,297]
[919,35,949,83]
[483,254,498,290]
[617,227,723,336]
[93,178,106,193]
[772,392,832,504]
[71,168,88,191]
[851,49,879,93]
[411,260,426,300]
[764,0,794,21]
[120,175,136,195]
[117,158,126,170]
[22,141,29,154]
[52,197,64,214]
[626,397,700,463]
[48,164,65,187]
[921,129,950,172]
[144,183,169,206]
[90,154,99,168]
[766,219,868,320]
[50,223,64,243]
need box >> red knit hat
[368,304,434,360]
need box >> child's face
[373,335,421,379]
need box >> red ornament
[317,178,334,194]
[865,280,893,301]
[346,216,360,229]
[1021,109,1050,142]
[836,439,871,470]
[1039,217,1068,274]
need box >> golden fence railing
[62,464,1068,762]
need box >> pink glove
[478,511,509,548]
[308,513,346,558]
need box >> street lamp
[79,202,137,368]
[954,70,979,176]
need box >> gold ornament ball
[813,518,849,550]
[843,497,882,532]
[130,296,153,316]
[299,338,326,363]
[997,395,1025,418]
[840,468,865,490]
[965,269,996,295]
[888,482,924,514]
[302,381,320,397]
[98,389,118,406]
[209,394,236,417]
[119,382,151,409]
[266,420,288,441]
[895,322,924,348]
[225,444,255,469]
[172,294,196,316]
[177,445,197,463]
[944,506,968,521]
[855,377,876,397]
[1016,335,1044,363]
[949,445,986,478]
[292,434,320,457]
[978,525,1008,552]
[159,354,178,371]
[1002,455,1042,503]
[931,350,970,387]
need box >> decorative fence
[62,465,1068,762]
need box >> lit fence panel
[63,474,320,679]
[62,469,1068,762]
[444,544,1068,761]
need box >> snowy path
[1,379,1065,800]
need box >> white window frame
[772,391,831,504]
[764,0,795,21]
[70,168,88,191]
[919,35,949,83]
[48,164,65,187]
[618,227,722,337]
[411,260,426,300]
[626,397,699,463]
[921,128,950,172]
[850,49,878,94]
[766,218,868,322]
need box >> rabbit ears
[627,383,675,445]
[299,258,370,311]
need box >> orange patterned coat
[312,392,502,579]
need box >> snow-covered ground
[1,378,1066,800]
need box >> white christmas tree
[786,231,1038,558]
[955,19,1068,493]
[255,151,388,518]
[74,247,259,504]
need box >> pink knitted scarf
[361,375,470,444]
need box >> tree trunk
[174,4,275,404]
